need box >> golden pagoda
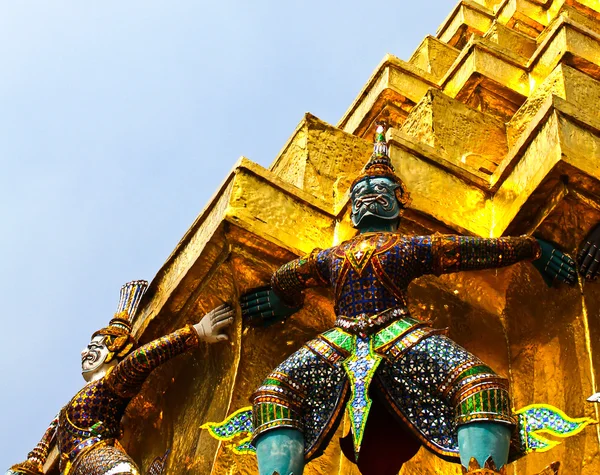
[42,0,600,473]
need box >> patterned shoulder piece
[271,248,331,307]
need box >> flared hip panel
[377,333,512,461]
[70,442,140,475]
[251,339,349,460]
[252,328,512,463]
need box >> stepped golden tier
[39,0,600,473]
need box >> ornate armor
[253,232,540,461]
[59,325,199,474]
[8,280,217,475]
[10,325,199,475]
[203,125,588,475]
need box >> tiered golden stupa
[41,0,600,474]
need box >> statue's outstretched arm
[241,248,330,327]
[428,235,576,285]
[8,414,59,474]
[106,305,233,397]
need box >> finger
[554,268,577,284]
[578,240,592,263]
[547,256,577,277]
[241,302,274,316]
[240,297,270,308]
[546,260,576,284]
[245,309,281,322]
[212,303,230,314]
[239,296,271,310]
[559,251,576,269]
[585,251,600,280]
[262,309,285,321]
[213,317,234,331]
[240,290,271,304]
[541,261,565,285]
[210,306,233,321]
[580,246,598,276]
[216,334,229,342]
[240,290,271,302]
[213,310,234,323]
[548,248,573,268]
[212,306,233,319]
[206,305,226,321]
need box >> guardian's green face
[350,177,402,229]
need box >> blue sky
[0,0,454,467]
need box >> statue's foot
[535,461,560,475]
[461,457,506,474]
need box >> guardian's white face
[81,335,110,381]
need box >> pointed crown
[92,280,148,358]
[350,122,411,208]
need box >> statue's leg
[252,340,347,474]
[376,332,515,473]
[457,421,511,470]
[71,443,141,475]
[255,428,305,475]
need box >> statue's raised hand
[578,223,600,280]
[240,287,301,327]
[194,304,234,343]
[532,239,577,286]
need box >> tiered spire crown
[92,280,148,350]
[350,123,410,208]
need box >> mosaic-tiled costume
[10,325,198,475]
[252,232,540,462]
[204,125,590,475]
[61,325,199,474]
[8,281,206,475]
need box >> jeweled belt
[334,307,408,336]
[62,413,117,439]
[67,436,105,461]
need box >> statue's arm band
[107,325,200,398]
[431,235,540,275]
[22,413,59,467]
[271,248,329,306]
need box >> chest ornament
[337,233,401,276]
